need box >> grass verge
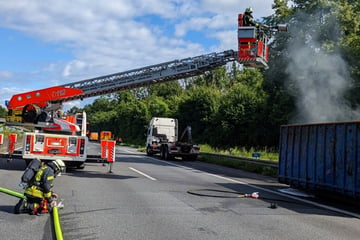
[197,154,278,178]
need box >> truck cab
[146,117,177,156]
[146,117,199,160]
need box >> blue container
[278,121,360,199]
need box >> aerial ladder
[2,13,287,167]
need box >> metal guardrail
[199,152,278,168]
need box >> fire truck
[2,13,286,167]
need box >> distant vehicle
[100,131,112,141]
[89,132,99,141]
[145,117,199,161]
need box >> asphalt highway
[1,145,359,240]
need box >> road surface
[0,145,359,240]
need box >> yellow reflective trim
[35,169,44,182]
[47,176,54,181]
[24,186,44,198]
[44,192,51,198]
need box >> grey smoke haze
[286,11,360,123]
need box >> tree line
[1,0,359,150]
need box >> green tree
[114,95,149,144]
[147,81,184,99]
[145,95,170,117]
[191,66,230,90]
[177,86,221,143]
[216,82,267,148]
[0,105,7,118]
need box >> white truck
[145,117,200,160]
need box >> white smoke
[286,11,360,123]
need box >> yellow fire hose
[52,206,63,240]
[0,186,64,240]
[0,186,26,199]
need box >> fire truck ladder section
[55,50,237,103]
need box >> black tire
[160,146,165,159]
[146,146,153,156]
[164,146,174,160]
[164,146,169,160]
[76,163,85,169]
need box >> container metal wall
[278,121,360,199]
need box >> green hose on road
[0,186,26,199]
[52,206,64,240]
[1,186,64,239]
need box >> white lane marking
[129,167,157,181]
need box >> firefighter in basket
[14,159,65,215]
[243,7,259,27]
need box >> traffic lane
[57,159,213,240]
[160,155,360,218]
[126,147,360,218]
[0,158,54,240]
[120,154,358,216]
[119,152,360,238]
[57,152,359,240]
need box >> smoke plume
[286,10,360,123]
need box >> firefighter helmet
[53,159,66,171]
[245,7,253,13]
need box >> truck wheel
[160,146,165,159]
[164,146,174,160]
[164,146,169,160]
[146,146,153,156]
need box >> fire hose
[186,188,309,209]
[187,189,259,199]
[0,186,26,199]
[0,186,64,240]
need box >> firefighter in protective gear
[243,7,258,27]
[15,159,65,215]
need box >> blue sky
[0,0,274,110]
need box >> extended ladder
[56,50,237,103]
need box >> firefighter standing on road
[15,159,65,215]
[243,7,258,27]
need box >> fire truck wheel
[76,163,85,169]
